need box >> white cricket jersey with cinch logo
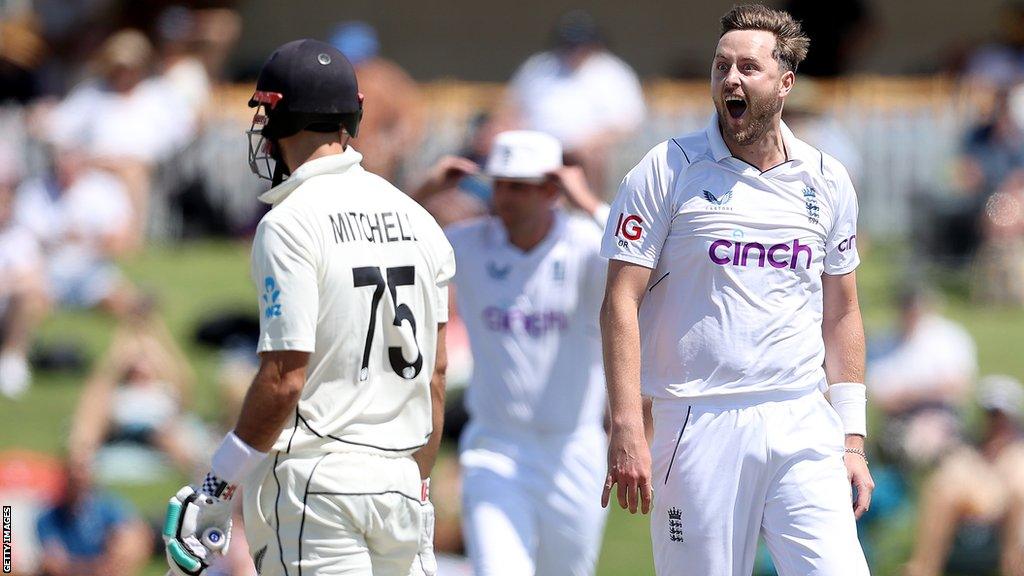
[251,149,455,456]
[601,116,860,400]
[446,212,607,435]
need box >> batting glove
[163,473,235,576]
[411,480,437,576]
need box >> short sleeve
[600,145,673,268]
[823,162,861,275]
[434,238,456,324]
[421,216,456,325]
[251,217,319,353]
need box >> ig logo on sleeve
[613,212,644,246]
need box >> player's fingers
[640,480,653,515]
[601,475,614,508]
[626,478,639,514]
[855,479,874,519]
[447,156,480,174]
[616,476,630,510]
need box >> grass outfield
[2,240,1022,576]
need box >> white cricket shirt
[251,148,456,456]
[447,212,607,436]
[601,115,860,400]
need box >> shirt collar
[703,113,814,167]
[258,147,364,205]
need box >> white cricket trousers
[242,450,424,576]
[460,422,609,576]
[650,390,869,576]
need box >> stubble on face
[717,81,784,147]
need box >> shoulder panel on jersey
[816,148,855,195]
[662,131,707,205]
[668,129,711,167]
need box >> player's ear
[779,70,796,99]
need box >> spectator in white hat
[907,374,1024,576]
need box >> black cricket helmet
[247,39,363,184]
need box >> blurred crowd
[0,1,1023,575]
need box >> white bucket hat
[484,130,562,183]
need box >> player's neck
[281,132,350,173]
[293,142,346,170]
[505,210,555,253]
[723,119,787,172]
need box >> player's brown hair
[720,4,810,72]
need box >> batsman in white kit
[600,5,874,575]
[445,130,610,575]
[161,39,455,576]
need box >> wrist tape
[210,431,267,486]
[828,382,867,437]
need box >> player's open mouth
[725,96,747,119]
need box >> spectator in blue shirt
[35,455,149,576]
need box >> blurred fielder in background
[438,130,610,575]
[162,38,455,576]
[601,5,873,575]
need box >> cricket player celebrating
[600,5,873,575]
[443,130,609,575]
[162,39,455,576]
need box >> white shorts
[649,390,869,576]
[243,450,423,576]
[459,423,608,576]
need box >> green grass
[3,240,1023,576]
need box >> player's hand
[163,485,234,576]
[602,424,652,514]
[548,166,602,216]
[416,156,480,201]
[844,435,874,519]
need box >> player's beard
[717,87,784,147]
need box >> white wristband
[827,382,867,437]
[211,431,268,484]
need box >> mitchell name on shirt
[329,211,419,244]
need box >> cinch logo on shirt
[613,212,644,246]
[708,239,814,270]
[483,306,568,337]
[838,235,857,252]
